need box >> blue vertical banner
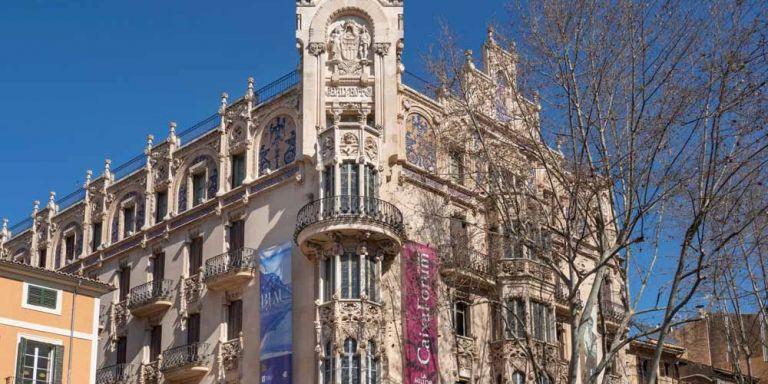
[259,242,293,384]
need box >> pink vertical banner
[403,242,439,384]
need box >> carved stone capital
[308,42,326,56]
[373,42,391,56]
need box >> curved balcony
[203,248,257,292]
[96,364,133,384]
[128,280,174,318]
[295,196,405,257]
[439,248,496,290]
[496,257,556,286]
[160,342,210,382]
[600,300,626,327]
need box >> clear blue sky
[0,0,508,224]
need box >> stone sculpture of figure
[359,26,371,59]
[329,25,343,61]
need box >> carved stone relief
[339,133,359,157]
[327,18,372,77]
[364,137,378,162]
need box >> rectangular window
[323,166,335,198]
[507,298,526,338]
[189,237,203,276]
[503,224,524,259]
[150,325,162,361]
[92,222,102,251]
[364,166,378,214]
[232,153,246,188]
[153,253,165,281]
[26,284,59,310]
[531,301,553,342]
[116,336,128,365]
[187,313,200,344]
[340,162,359,213]
[227,300,243,341]
[229,221,245,252]
[192,173,206,206]
[449,150,464,185]
[340,253,360,299]
[16,338,61,384]
[322,257,334,302]
[449,217,469,261]
[155,191,168,223]
[123,206,135,237]
[65,235,75,261]
[454,301,470,337]
[365,257,377,302]
[119,266,131,301]
[38,248,47,269]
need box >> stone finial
[219,92,229,115]
[104,159,112,179]
[47,191,56,210]
[247,77,255,101]
[168,121,178,145]
[465,50,475,70]
[146,134,154,149]
[33,200,40,213]
[487,26,496,45]
[85,170,93,186]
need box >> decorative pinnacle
[147,134,154,146]
[49,191,56,203]
[104,159,112,176]
[247,77,255,100]
[465,50,475,69]
[219,92,229,114]
[2,218,8,231]
[85,170,93,185]
[487,26,496,44]
[33,200,40,211]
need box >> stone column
[244,77,256,184]
[143,135,154,230]
[81,170,93,257]
[218,93,229,196]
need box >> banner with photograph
[260,242,293,384]
[403,242,439,384]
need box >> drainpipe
[67,280,81,384]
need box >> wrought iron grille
[128,280,174,309]
[56,187,86,212]
[112,153,147,182]
[203,248,256,280]
[255,70,300,105]
[600,300,626,323]
[160,342,210,371]
[295,196,405,241]
[8,217,33,238]
[95,364,133,384]
[440,248,496,278]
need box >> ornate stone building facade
[0,1,632,384]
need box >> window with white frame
[16,338,62,384]
[122,205,136,238]
[323,341,334,384]
[22,283,61,314]
[192,172,206,206]
[454,301,470,337]
[512,371,526,384]
[506,298,526,339]
[367,340,379,384]
[340,253,361,299]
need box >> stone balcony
[203,248,257,292]
[219,335,244,374]
[490,339,564,381]
[140,361,160,384]
[496,257,556,286]
[295,196,405,257]
[95,364,133,384]
[600,300,626,327]
[439,249,496,291]
[160,342,211,382]
[128,280,174,318]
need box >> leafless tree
[413,0,768,383]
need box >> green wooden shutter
[53,344,64,384]
[42,288,57,309]
[27,285,43,306]
[15,337,27,378]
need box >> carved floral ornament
[339,132,359,157]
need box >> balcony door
[119,266,131,302]
[340,162,359,213]
[153,253,165,282]
[229,221,245,253]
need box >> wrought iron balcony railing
[160,342,210,371]
[295,196,405,240]
[128,280,174,310]
[600,300,626,324]
[203,248,257,280]
[440,248,495,280]
[96,364,133,384]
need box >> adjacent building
[0,259,112,384]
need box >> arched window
[259,115,297,176]
[512,371,526,384]
[536,372,551,384]
[323,341,334,384]
[405,114,436,172]
[341,338,360,384]
[366,341,379,384]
